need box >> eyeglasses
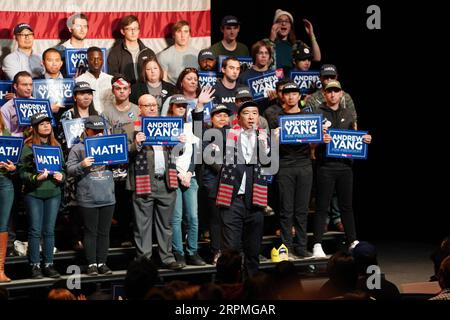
[140,103,158,108]
[276,19,291,24]
[16,33,34,38]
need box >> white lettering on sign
[0,146,19,156]
[90,144,124,155]
[284,119,318,135]
[332,134,363,150]
[70,52,87,68]
[18,103,48,118]
[251,75,278,96]
[146,121,181,137]
[36,155,60,165]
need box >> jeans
[25,194,61,264]
[0,175,14,232]
[171,177,199,256]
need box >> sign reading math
[84,134,128,166]
[61,118,86,149]
[65,48,107,77]
[0,136,24,164]
[198,71,217,88]
[326,129,368,159]
[141,117,183,146]
[247,71,279,101]
[32,145,63,173]
[0,80,12,106]
[14,98,55,126]
[279,114,323,144]
[186,100,213,124]
[289,70,322,94]
[33,79,75,106]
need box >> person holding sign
[124,94,184,270]
[0,112,17,282]
[311,81,372,258]
[67,116,115,276]
[1,71,33,137]
[273,82,314,259]
[19,113,65,279]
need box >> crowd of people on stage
[0,9,374,284]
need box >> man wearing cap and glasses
[211,15,249,57]
[2,23,44,80]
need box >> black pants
[313,165,356,244]
[206,196,221,253]
[80,205,115,265]
[277,165,313,253]
[220,197,264,277]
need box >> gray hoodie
[66,140,115,208]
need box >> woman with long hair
[130,56,176,111]
[0,112,17,282]
[19,113,64,279]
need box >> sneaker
[174,252,186,267]
[98,264,112,275]
[86,265,98,276]
[73,241,84,251]
[349,240,360,251]
[263,205,275,216]
[163,261,185,270]
[186,253,206,266]
[31,265,43,279]
[212,251,221,266]
[14,240,27,257]
[312,243,326,258]
[42,264,61,278]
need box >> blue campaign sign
[289,70,322,94]
[186,100,213,123]
[65,48,107,76]
[33,79,75,106]
[141,117,183,146]
[247,71,279,101]
[198,71,217,88]
[0,136,24,164]
[84,134,128,165]
[13,98,55,126]
[0,80,12,106]
[326,129,368,159]
[62,118,86,148]
[279,114,323,144]
[32,145,63,173]
[217,55,253,73]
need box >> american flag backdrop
[0,0,211,57]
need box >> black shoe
[164,261,185,270]
[31,265,43,279]
[42,264,61,278]
[98,264,112,275]
[86,265,98,276]
[296,249,314,259]
[186,253,206,266]
[173,252,186,267]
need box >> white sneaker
[312,243,326,258]
[349,240,360,251]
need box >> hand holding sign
[0,160,16,172]
[323,133,332,143]
[363,134,372,144]
[53,171,63,182]
[80,156,95,168]
[37,168,49,181]
[178,133,187,144]
[135,132,146,146]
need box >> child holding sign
[19,113,65,279]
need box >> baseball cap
[198,48,216,63]
[292,43,313,61]
[320,64,338,77]
[84,115,106,130]
[235,87,253,100]
[169,94,188,105]
[221,15,240,27]
[14,23,33,34]
[352,241,377,260]
[73,81,95,93]
[210,104,233,117]
[30,112,52,126]
[324,80,342,91]
[237,100,259,115]
[281,81,301,94]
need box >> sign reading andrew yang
[247,71,279,101]
[0,80,12,106]
[141,117,183,146]
[198,71,217,88]
[326,129,368,159]
[289,70,322,94]
[33,79,75,106]
[84,134,128,166]
[32,145,63,173]
[279,114,323,144]
[62,118,86,148]
[65,48,107,77]
[14,98,55,126]
[0,136,24,164]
